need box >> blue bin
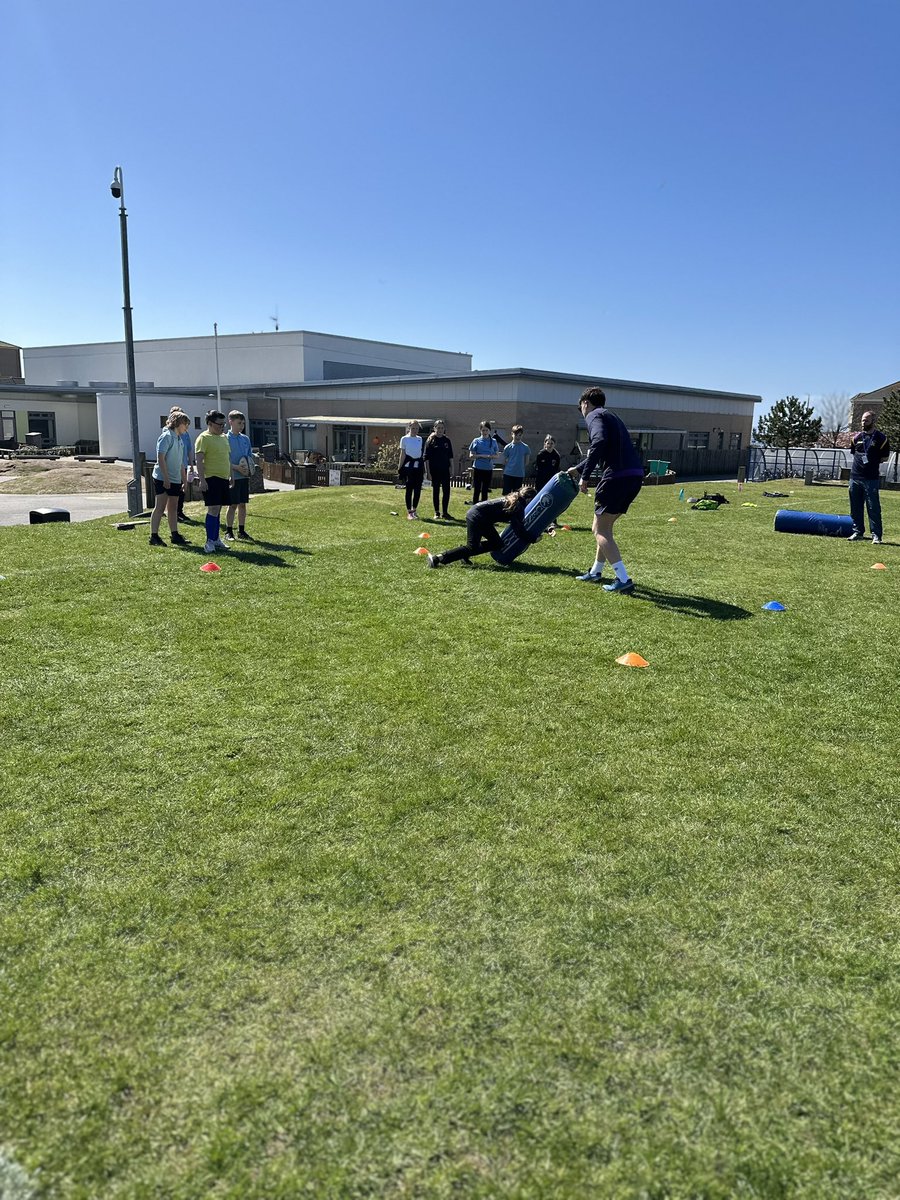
[773,509,854,537]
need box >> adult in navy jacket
[848,409,890,544]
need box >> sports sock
[238,525,246,534]
[210,514,221,541]
[611,560,630,582]
[205,514,215,541]
[589,561,604,577]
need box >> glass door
[333,425,365,462]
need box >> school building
[1,329,760,474]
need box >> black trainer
[170,531,188,546]
[148,534,167,547]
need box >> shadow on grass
[178,543,307,567]
[500,561,574,576]
[631,585,752,620]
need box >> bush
[372,438,402,473]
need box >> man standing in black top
[570,386,644,593]
[848,410,890,544]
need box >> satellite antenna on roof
[270,306,279,332]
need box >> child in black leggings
[424,420,454,519]
[427,485,536,567]
[398,419,425,519]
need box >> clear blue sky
[2,0,898,413]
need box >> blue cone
[762,600,786,611]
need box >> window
[27,411,57,446]
[716,430,725,451]
[686,431,709,450]
[1,410,15,441]
[250,419,278,449]
[333,425,365,462]
[289,423,317,452]
[729,432,742,451]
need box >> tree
[754,396,822,471]
[815,392,850,448]
[877,389,900,482]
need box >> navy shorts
[203,477,231,507]
[153,477,181,497]
[228,477,250,505]
[594,476,642,516]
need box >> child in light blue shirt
[469,420,499,504]
[501,425,530,495]
[225,411,254,540]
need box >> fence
[747,445,900,484]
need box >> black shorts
[203,477,231,507]
[594,476,642,516]
[228,477,250,505]
[153,477,181,497]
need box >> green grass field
[1,481,898,1199]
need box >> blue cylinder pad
[773,509,854,537]
[491,472,580,565]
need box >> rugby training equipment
[773,509,854,537]
[491,472,579,565]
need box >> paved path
[0,492,129,527]
[0,481,297,527]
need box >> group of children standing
[397,419,563,519]
[150,408,254,553]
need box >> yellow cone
[667,517,677,523]
[616,652,649,668]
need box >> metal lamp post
[110,166,143,516]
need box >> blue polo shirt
[227,430,253,468]
[469,435,498,470]
[502,440,530,478]
[152,429,185,483]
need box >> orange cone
[200,562,221,572]
[872,563,887,570]
[418,532,431,539]
[561,524,572,531]
[414,546,429,555]
[616,652,649,668]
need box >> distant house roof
[850,380,900,403]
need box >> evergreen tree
[754,396,822,471]
[877,389,900,481]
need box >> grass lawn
[1,480,898,1199]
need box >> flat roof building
[3,329,760,472]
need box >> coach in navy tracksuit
[571,386,644,593]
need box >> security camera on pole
[110,166,144,517]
